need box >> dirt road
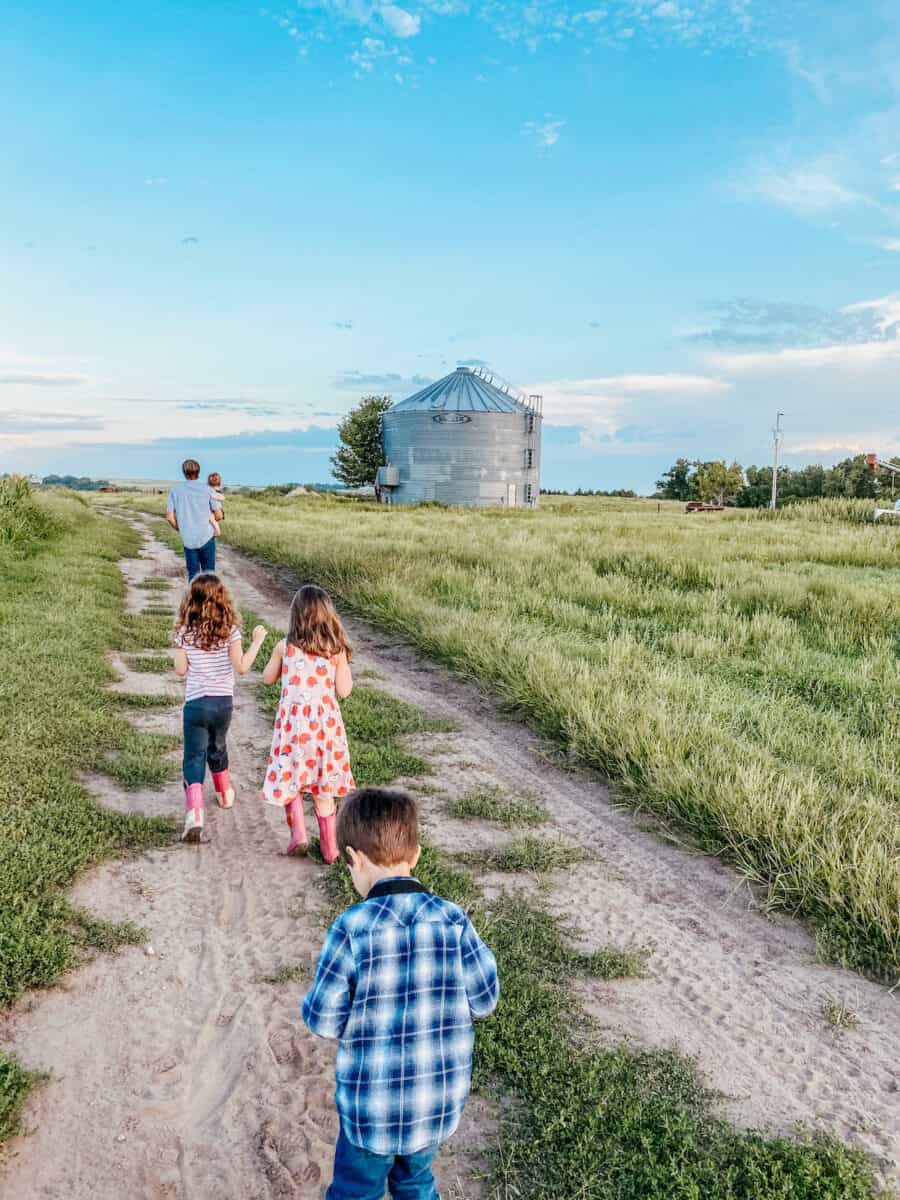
[0,516,897,1198]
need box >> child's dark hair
[337,788,419,867]
[175,573,240,650]
[208,471,222,488]
[288,584,352,661]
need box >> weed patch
[447,784,546,828]
[255,964,306,985]
[477,835,584,874]
[123,654,173,674]
[0,1054,38,1141]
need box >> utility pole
[770,412,784,510]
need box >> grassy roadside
[101,492,899,982]
[243,605,884,1198]
[0,486,176,1140]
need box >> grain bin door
[507,484,517,507]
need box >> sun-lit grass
[105,492,900,980]
[218,496,900,977]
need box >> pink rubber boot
[317,812,339,865]
[286,796,308,857]
[212,769,234,809]
[182,783,204,843]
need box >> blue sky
[2,0,899,491]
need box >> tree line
[654,455,900,507]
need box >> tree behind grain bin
[331,395,392,487]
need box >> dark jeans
[183,696,233,786]
[326,1129,440,1200]
[184,537,216,580]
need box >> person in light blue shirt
[166,459,223,579]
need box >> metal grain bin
[380,367,542,507]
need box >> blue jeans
[326,1128,440,1200]
[183,537,216,580]
[183,696,233,785]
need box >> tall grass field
[114,491,900,982]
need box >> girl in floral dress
[261,585,355,863]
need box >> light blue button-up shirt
[166,480,220,549]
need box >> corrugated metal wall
[381,410,542,507]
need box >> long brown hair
[287,584,352,660]
[175,573,240,650]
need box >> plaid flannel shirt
[302,877,499,1155]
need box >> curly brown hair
[175,573,241,650]
[287,584,352,661]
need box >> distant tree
[694,460,743,505]
[42,474,109,491]
[331,395,393,488]
[655,458,695,501]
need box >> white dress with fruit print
[261,640,355,807]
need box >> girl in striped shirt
[173,573,267,842]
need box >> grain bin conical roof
[392,366,531,414]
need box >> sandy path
[1,516,898,1197]
[0,519,484,1200]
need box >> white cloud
[530,372,730,436]
[380,5,420,37]
[521,117,565,150]
[0,372,89,387]
[737,161,869,214]
[874,237,900,252]
[709,340,900,372]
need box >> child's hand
[252,624,267,643]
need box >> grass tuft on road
[447,783,546,828]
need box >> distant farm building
[377,367,542,507]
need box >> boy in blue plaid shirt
[302,787,500,1200]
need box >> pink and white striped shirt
[175,626,241,702]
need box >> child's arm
[302,920,356,1039]
[261,639,285,685]
[229,625,267,675]
[173,630,188,677]
[334,650,353,699]
[460,917,500,1019]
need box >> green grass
[0,1055,38,1142]
[136,577,171,591]
[123,654,173,673]
[0,488,176,1141]
[114,692,179,710]
[447,783,546,827]
[254,963,306,985]
[320,844,880,1200]
[70,909,146,953]
[479,835,583,873]
[109,492,900,980]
